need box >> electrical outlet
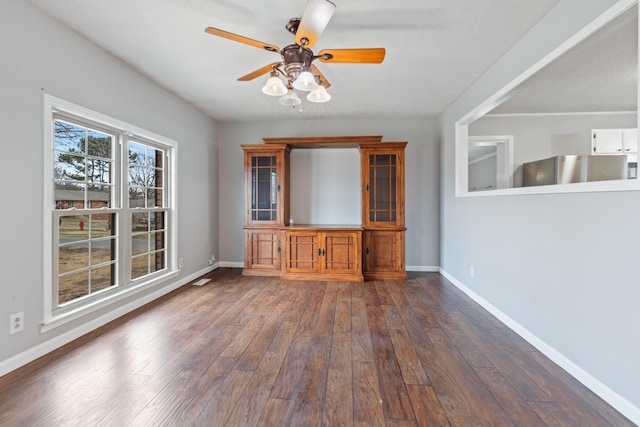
[469,266,475,278]
[178,258,184,269]
[10,312,24,335]
[211,254,216,261]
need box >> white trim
[468,135,514,190]
[456,0,637,127]
[41,270,178,333]
[454,0,640,197]
[42,93,179,326]
[46,94,175,145]
[1,265,218,379]
[43,96,54,319]
[484,110,637,118]
[439,268,640,426]
[459,175,640,197]
[406,265,440,272]
[219,261,244,268]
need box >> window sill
[41,270,179,333]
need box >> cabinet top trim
[281,224,364,231]
[358,141,408,150]
[262,135,383,148]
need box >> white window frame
[42,94,178,332]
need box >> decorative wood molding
[357,141,407,150]
[262,135,383,148]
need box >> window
[43,95,177,329]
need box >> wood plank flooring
[0,269,634,426]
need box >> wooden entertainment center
[242,135,407,282]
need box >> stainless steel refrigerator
[522,155,583,186]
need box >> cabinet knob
[365,247,370,255]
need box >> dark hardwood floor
[0,269,633,426]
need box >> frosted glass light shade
[278,89,302,107]
[307,86,331,103]
[292,71,318,91]
[261,76,287,96]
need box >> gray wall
[1,0,218,366]
[440,0,640,419]
[468,155,497,191]
[218,117,441,270]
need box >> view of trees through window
[54,119,116,305]
[128,142,166,280]
[53,117,168,308]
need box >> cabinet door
[623,128,638,152]
[360,143,406,228]
[243,145,289,226]
[363,231,405,276]
[245,229,280,272]
[323,232,361,275]
[592,129,623,154]
[283,231,319,273]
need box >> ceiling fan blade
[311,64,331,88]
[205,27,280,53]
[295,0,336,49]
[317,48,386,64]
[237,62,282,81]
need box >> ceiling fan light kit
[307,85,331,103]
[278,88,302,107]
[292,70,319,91]
[262,75,288,96]
[205,0,385,111]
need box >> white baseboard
[0,265,218,379]
[439,268,640,426]
[406,265,440,272]
[219,261,244,268]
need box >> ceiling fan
[204,0,385,105]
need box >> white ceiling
[27,0,563,122]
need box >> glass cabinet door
[251,155,278,221]
[243,144,289,226]
[369,153,397,223]
[361,143,405,228]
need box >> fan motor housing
[282,44,314,79]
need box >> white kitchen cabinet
[591,128,638,154]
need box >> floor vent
[192,279,211,286]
